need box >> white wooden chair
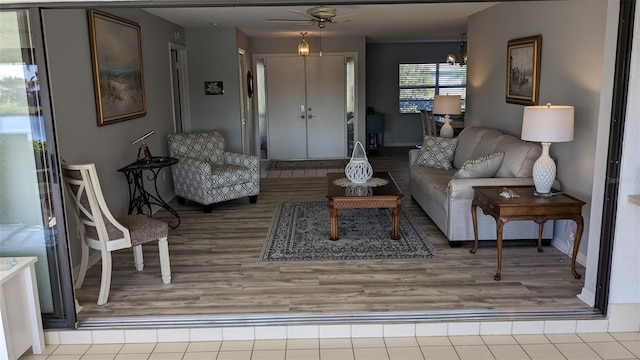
[420,110,438,137]
[61,162,171,305]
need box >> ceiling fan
[266,6,382,28]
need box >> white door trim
[168,42,191,132]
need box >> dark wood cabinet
[366,113,384,155]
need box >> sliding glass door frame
[0,7,77,329]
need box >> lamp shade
[433,95,461,115]
[521,104,574,142]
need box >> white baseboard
[578,287,596,307]
[551,237,587,266]
[608,303,640,332]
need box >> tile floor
[19,332,640,360]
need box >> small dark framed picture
[205,81,224,95]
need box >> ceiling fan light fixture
[298,32,310,57]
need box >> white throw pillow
[453,151,505,179]
[415,136,459,170]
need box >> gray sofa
[409,126,556,244]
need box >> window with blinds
[399,63,466,114]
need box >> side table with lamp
[469,104,586,280]
[118,131,181,229]
[521,103,575,196]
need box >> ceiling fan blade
[265,19,312,23]
[286,9,316,20]
[332,8,382,23]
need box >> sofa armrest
[224,152,259,170]
[448,177,561,200]
[409,148,420,166]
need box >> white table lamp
[433,95,461,138]
[521,103,574,197]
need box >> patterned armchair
[167,130,260,212]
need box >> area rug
[268,159,349,170]
[260,201,440,262]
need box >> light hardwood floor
[75,148,590,323]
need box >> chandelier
[447,33,467,66]
[298,32,310,57]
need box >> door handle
[300,115,305,119]
[308,114,313,119]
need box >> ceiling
[144,3,499,43]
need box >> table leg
[536,220,544,253]
[329,205,339,240]
[470,200,479,254]
[571,215,585,279]
[391,203,401,240]
[494,219,505,281]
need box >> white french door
[265,55,346,159]
[265,56,307,159]
[306,56,346,159]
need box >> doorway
[263,54,347,160]
[238,49,253,154]
[169,43,190,133]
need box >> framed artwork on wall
[205,81,224,95]
[88,9,146,126]
[506,35,541,105]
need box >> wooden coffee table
[470,185,586,281]
[326,172,404,240]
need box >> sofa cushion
[453,127,486,169]
[415,136,459,170]
[469,129,504,158]
[453,151,504,179]
[494,135,541,178]
[411,165,454,206]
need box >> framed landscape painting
[506,35,541,105]
[88,9,146,126]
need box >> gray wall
[366,42,461,146]
[186,27,245,152]
[42,8,185,267]
[467,0,611,271]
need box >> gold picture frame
[506,35,541,105]
[88,9,146,126]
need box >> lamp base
[533,191,553,198]
[532,142,556,195]
[440,115,454,138]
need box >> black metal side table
[118,156,180,229]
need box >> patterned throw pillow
[453,151,505,179]
[415,136,459,170]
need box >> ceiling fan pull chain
[320,27,323,57]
